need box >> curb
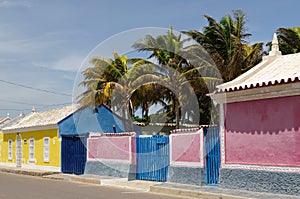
[101,178,128,185]
[102,183,148,192]
[0,168,59,177]
[43,173,74,181]
[101,179,151,191]
[43,175,68,181]
[149,185,251,199]
[71,176,101,185]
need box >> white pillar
[219,103,225,168]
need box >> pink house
[209,34,300,195]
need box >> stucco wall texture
[171,133,201,163]
[88,136,132,162]
[219,169,300,195]
[85,135,136,179]
[224,95,300,166]
[2,129,60,167]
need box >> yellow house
[1,105,76,171]
[0,131,3,163]
[0,116,12,163]
[0,114,26,163]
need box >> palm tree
[131,83,170,123]
[78,52,151,128]
[79,51,186,130]
[243,42,264,71]
[132,27,192,71]
[133,27,222,127]
[267,27,300,55]
[133,27,185,127]
[79,52,127,107]
[183,10,264,82]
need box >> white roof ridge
[217,58,272,89]
[215,50,300,92]
[2,104,79,131]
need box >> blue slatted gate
[136,135,169,182]
[61,135,87,175]
[204,126,220,185]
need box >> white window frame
[43,137,50,162]
[15,139,22,167]
[29,138,35,163]
[8,139,12,160]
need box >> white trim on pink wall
[129,136,132,164]
[170,161,203,167]
[219,103,225,168]
[86,135,133,164]
[222,163,300,173]
[199,128,204,168]
[86,135,90,161]
[169,133,173,165]
[169,130,204,168]
[87,158,131,164]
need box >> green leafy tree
[133,27,222,127]
[78,52,182,129]
[78,52,150,127]
[131,84,168,123]
[183,10,264,82]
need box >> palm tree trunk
[122,105,133,132]
[128,101,134,131]
[145,108,149,123]
[175,99,179,129]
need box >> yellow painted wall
[0,132,3,162]
[2,129,61,167]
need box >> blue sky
[0,0,299,117]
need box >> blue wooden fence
[61,136,87,175]
[204,126,220,185]
[136,135,169,182]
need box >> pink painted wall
[225,95,300,166]
[88,136,131,161]
[171,133,201,163]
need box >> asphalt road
[0,172,192,199]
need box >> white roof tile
[0,117,18,130]
[2,104,78,131]
[216,53,300,93]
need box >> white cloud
[32,54,85,72]
[0,39,60,54]
[51,55,85,72]
[0,30,87,72]
[0,58,17,63]
[0,0,31,8]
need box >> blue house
[58,105,131,174]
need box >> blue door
[61,136,87,175]
[136,135,169,182]
[204,126,220,185]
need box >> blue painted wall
[58,105,127,136]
